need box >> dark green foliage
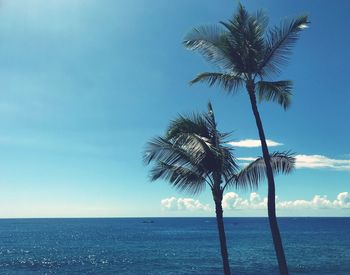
[190,72,244,94]
[256,81,293,109]
[183,5,307,273]
[234,152,295,190]
[261,15,309,77]
[144,105,238,195]
[184,4,309,108]
[144,105,295,195]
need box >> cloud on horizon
[228,139,283,148]
[161,197,210,211]
[223,192,350,210]
[161,192,350,212]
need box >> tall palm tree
[183,5,308,274]
[143,103,295,275]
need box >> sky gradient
[0,0,349,218]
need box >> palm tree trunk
[212,189,231,275]
[246,82,289,275]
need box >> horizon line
[0,216,349,220]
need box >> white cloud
[237,154,350,171]
[277,195,333,210]
[222,192,266,210]
[222,192,249,210]
[237,157,257,162]
[295,155,350,171]
[333,192,350,208]
[161,197,210,211]
[250,192,261,204]
[228,139,283,148]
[161,192,350,212]
[230,137,350,171]
[221,192,350,210]
[160,197,178,210]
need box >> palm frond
[220,5,268,74]
[166,114,210,141]
[255,9,269,33]
[220,4,249,44]
[176,133,217,164]
[233,152,295,189]
[183,25,243,71]
[143,136,205,169]
[164,114,217,164]
[259,15,309,76]
[205,101,218,142]
[220,145,240,181]
[144,105,241,195]
[256,80,293,109]
[149,162,206,195]
[190,72,244,94]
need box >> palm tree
[143,103,295,275]
[183,5,308,274]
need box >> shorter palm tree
[143,103,294,275]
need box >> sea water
[0,218,349,274]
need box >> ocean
[0,218,349,274]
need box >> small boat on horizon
[141,220,155,223]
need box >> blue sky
[0,0,348,217]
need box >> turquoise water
[0,218,349,274]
